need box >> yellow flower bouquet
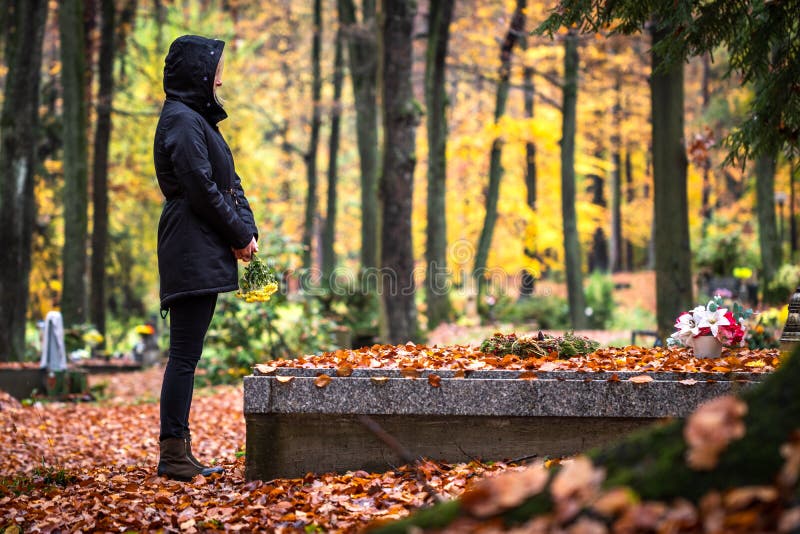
[235,254,279,303]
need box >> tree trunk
[322,29,344,286]
[610,76,623,272]
[756,153,782,303]
[791,158,798,260]
[302,0,323,271]
[154,0,165,52]
[520,27,537,212]
[373,349,800,532]
[424,0,455,330]
[0,0,11,59]
[700,53,713,235]
[380,0,419,344]
[90,0,115,341]
[561,28,587,329]
[652,24,692,340]
[587,123,608,274]
[473,0,526,297]
[60,0,90,329]
[83,0,97,102]
[338,0,380,274]
[624,148,634,270]
[646,149,656,270]
[0,0,48,362]
[520,10,539,291]
[115,0,138,82]
[587,168,608,274]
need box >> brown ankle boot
[184,431,222,474]
[157,437,222,481]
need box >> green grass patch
[0,465,75,496]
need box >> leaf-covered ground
[0,369,513,533]
[0,343,782,532]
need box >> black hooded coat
[154,35,258,309]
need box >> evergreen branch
[537,0,800,161]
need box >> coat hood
[163,35,227,125]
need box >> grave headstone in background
[37,310,87,397]
[39,311,67,372]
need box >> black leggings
[159,293,217,441]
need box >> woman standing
[154,35,258,481]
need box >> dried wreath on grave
[479,331,600,359]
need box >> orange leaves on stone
[538,362,559,372]
[255,363,278,375]
[518,371,537,380]
[628,375,653,384]
[370,376,389,384]
[427,374,441,388]
[336,364,353,377]
[314,374,332,388]
[400,367,420,379]
[254,343,778,375]
[680,379,698,386]
[466,360,488,370]
[275,375,294,384]
[684,395,747,470]
[254,364,276,375]
[461,463,549,518]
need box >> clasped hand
[233,237,258,262]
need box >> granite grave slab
[244,369,763,479]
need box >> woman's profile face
[214,53,224,101]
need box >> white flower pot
[691,335,724,358]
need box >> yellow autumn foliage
[17,0,793,322]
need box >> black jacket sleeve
[234,172,259,242]
[165,113,252,249]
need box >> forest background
[1,0,797,372]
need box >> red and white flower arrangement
[669,296,751,349]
